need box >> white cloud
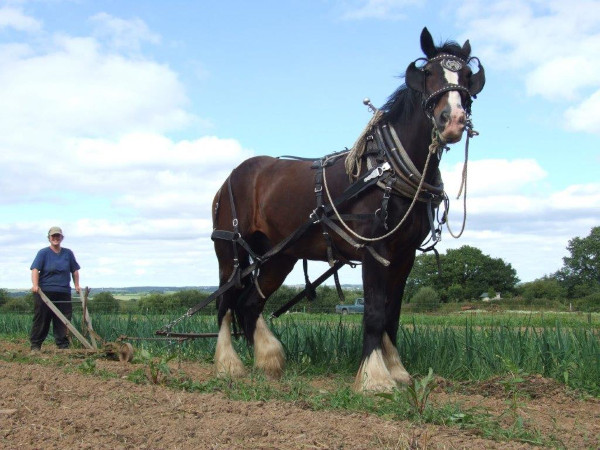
[339,0,421,20]
[0,21,220,206]
[549,182,600,210]
[0,13,254,289]
[0,34,192,142]
[0,6,41,32]
[442,159,547,197]
[564,90,600,134]
[438,158,600,281]
[1,5,598,292]
[90,12,161,53]
[526,56,599,101]
[457,0,600,135]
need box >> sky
[1,0,599,290]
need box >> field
[1,310,599,448]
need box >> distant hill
[5,284,362,297]
[90,286,219,294]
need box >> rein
[445,119,477,238]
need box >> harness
[157,55,481,335]
[207,124,451,309]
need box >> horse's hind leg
[242,254,297,379]
[215,308,246,378]
[213,240,249,379]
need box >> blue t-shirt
[30,247,81,294]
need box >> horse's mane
[344,40,470,178]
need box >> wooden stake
[81,287,98,350]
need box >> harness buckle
[364,162,391,183]
[310,207,323,223]
[383,184,392,199]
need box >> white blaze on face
[442,68,464,115]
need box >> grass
[2,310,599,395]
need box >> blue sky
[1,0,599,289]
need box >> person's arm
[31,269,40,293]
[72,270,80,295]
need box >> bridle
[415,54,483,120]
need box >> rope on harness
[445,119,477,239]
[322,126,445,243]
[345,107,385,179]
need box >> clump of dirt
[457,374,567,399]
[1,340,598,449]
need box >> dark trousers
[30,291,72,349]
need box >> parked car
[335,298,364,314]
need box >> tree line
[406,226,599,311]
[1,227,598,313]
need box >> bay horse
[211,27,485,392]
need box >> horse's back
[214,156,318,239]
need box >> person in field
[30,226,81,351]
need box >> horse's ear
[420,27,436,59]
[405,61,424,92]
[469,63,486,96]
[462,39,471,56]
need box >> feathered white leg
[253,315,285,379]
[214,310,246,378]
[353,348,397,393]
[381,332,411,384]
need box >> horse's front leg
[353,259,397,392]
[381,258,414,386]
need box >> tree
[521,276,566,301]
[137,292,170,313]
[404,252,439,301]
[171,290,210,311]
[556,227,600,298]
[0,288,9,308]
[442,246,519,299]
[406,245,519,301]
[2,292,34,313]
[410,286,440,312]
[89,292,120,313]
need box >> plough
[38,287,134,362]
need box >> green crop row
[1,311,598,395]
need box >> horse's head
[406,27,485,144]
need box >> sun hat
[48,226,63,236]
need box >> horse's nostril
[440,111,450,125]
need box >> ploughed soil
[0,339,598,449]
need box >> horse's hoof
[215,360,246,379]
[389,368,411,385]
[353,376,397,393]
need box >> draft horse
[211,27,485,392]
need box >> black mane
[382,40,470,124]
